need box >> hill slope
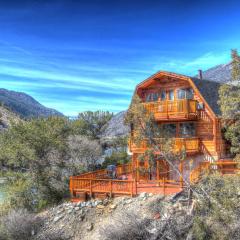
[101,111,130,138]
[0,88,63,118]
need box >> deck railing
[143,99,198,120]
[69,163,134,198]
[129,137,199,154]
[190,160,240,183]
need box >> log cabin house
[70,70,239,202]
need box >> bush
[100,212,152,240]
[192,174,240,240]
[102,151,130,168]
[36,230,69,240]
[0,209,42,240]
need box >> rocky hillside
[36,192,190,240]
[0,106,21,131]
[196,62,232,83]
[0,88,63,118]
[101,111,130,138]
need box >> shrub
[100,212,152,240]
[102,151,130,168]
[36,230,69,240]
[192,174,240,240]
[1,209,42,240]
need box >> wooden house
[70,70,238,201]
[128,71,234,183]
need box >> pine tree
[219,50,240,157]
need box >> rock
[149,193,154,197]
[125,199,133,204]
[74,207,80,211]
[57,209,64,214]
[67,209,73,214]
[87,223,94,231]
[109,204,117,210]
[97,205,105,209]
[53,215,63,223]
[139,192,148,198]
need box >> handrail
[190,160,240,183]
[129,137,199,153]
[143,99,198,116]
[71,163,132,180]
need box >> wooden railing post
[163,177,165,196]
[90,179,92,198]
[109,180,113,198]
[69,176,73,196]
[131,181,134,197]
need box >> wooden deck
[70,161,240,202]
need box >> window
[152,93,159,101]
[146,93,152,102]
[160,91,166,101]
[179,123,196,138]
[177,89,186,99]
[168,90,174,100]
[186,88,194,99]
[162,123,176,138]
[145,92,159,102]
[177,88,194,100]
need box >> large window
[162,123,176,137]
[160,91,166,101]
[168,90,174,100]
[179,122,196,138]
[177,88,194,100]
[145,92,159,102]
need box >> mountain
[197,62,232,83]
[101,111,130,138]
[0,88,63,118]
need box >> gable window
[177,88,194,100]
[179,122,196,138]
[160,91,166,101]
[146,92,159,102]
[168,90,174,100]
[146,93,152,102]
[152,93,159,101]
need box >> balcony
[129,137,200,154]
[143,99,198,121]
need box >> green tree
[72,111,113,139]
[0,117,72,207]
[125,94,186,183]
[219,50,240,157]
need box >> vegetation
[0,208,42,240]
[219,49,240,158]
[192,174,240,240]
[72,111,113,139]
[102,136,130,168]
[125,94,186,182]
[0,115,103,211]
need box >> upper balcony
[129,137,200,155]
[143,99,198,121]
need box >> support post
[109,180,113,198]
[179,162,184,189]
[90,179,92,198]
[163,177,165,196]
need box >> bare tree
[68,135,102,173]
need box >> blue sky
[0,0,240,116]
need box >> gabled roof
[135,71,223,117]
[190,77,222,116]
